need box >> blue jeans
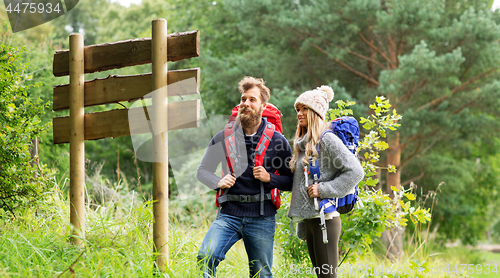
[197,213,276,278]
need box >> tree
[0,43,54,214]
[191,0,500,256]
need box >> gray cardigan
[287,132,365,220]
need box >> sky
[111,0,500,10]
[493,0,500,10]
[111,0,142,8]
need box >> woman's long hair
[289,108,330,173]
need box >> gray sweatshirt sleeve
[196,131,225,190]
[317,132,365,199]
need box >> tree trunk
[381,225,404,260]
[30,138,39,179]
[381,35,404,259]
[374,167,382,192]
[382,131,403,259]
[387,132,401,198]
[30,138,39,168]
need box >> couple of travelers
[196,76,364,278]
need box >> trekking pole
[338,248,351,268]
[304,165,320,210]
[311,160,320,210]
[313,190,319,210]
[337,230,351,268]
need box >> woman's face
[296,103,309,128]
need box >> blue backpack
[308,116,362,243]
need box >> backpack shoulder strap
[223,122,237,174]
[254,122,275,167]
[217,122,236,209]
[254,122,275,215]
[309,129,334,180]
[318,129,335,149]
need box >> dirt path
[476,244,500,253]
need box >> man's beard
[237,106,263,129]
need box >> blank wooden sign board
[52,19,200,271]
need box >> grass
[469,251,500,278]
[1,178,499,277]
[0,177,258,278]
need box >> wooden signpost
[52,19,200,271]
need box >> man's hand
[217,174,236,189]
[253,166,271,183]
[308,184,320,198]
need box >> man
[196,76,293,277]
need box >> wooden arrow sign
[52,30,199,77]
[53,99,200,144]
[53,68,200,111]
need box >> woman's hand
[308,184,320,198]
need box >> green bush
[276,96,431,265]
[0,43,54,215]
[275,191,310,266]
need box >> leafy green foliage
[337,97,429,263]
[0,43,54,214]
[276,97,430,264]
[275,191,310,266]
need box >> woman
[288,86,364,278]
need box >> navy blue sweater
[196,119,293,217]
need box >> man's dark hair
[238,76,271,104]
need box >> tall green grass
[0,168,258,277]
[0,172,496,277]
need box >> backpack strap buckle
[239,195,248,202]
[255,141,266,155]
[255,128,273,155]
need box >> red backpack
[215,103,283,214]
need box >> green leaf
[387,165,397,173]
[373,141,389,150]
[363,122,376,130]
[365,171,377,177]
[379,129,386,138]
[365,178,379,186]
[404,193,416,201]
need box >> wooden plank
[53,68,200,111]
[53,100,200,144]
[52,30,200,77]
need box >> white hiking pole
[307,161,327,243]
[304,165,319,210]
[310,159,320,210]
[313,191,319,210]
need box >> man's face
[237,86,266,128]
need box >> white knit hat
[294,85,334,120]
